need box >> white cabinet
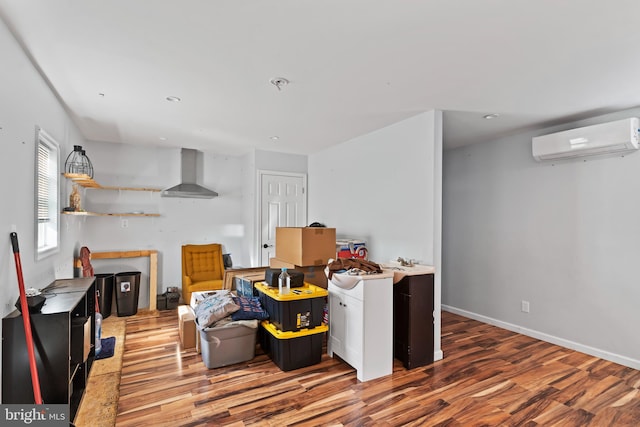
[327,272,394,382]
[328,290,363,367]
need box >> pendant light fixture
[64,145,94,178]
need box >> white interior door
[258,171,307,266]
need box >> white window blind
[35,127,59,259]
[37,143,51,223]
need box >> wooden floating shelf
[62,211,160,217]
[64,173,161,192]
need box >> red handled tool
[10,232,43,404]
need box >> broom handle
[10,232,43,404]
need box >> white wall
[308,112,438,263]
[308,110,443,360]
[255,149,308,175]
[0,17,88,399]
[443,108,640,369]
[79,141,251,303]
[0,18,87,312]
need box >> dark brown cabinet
[2,277,95,421]
[393,273,434,369]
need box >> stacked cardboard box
[178,305,196,349]
[234,272,266,297]
[270,227,336,288]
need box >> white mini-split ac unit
[532,117,640,161]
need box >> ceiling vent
[532,117,640,161]
[161,148,218,199]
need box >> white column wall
[309,110,443,360]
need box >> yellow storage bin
[255,282,327,332]
[260,320,328,371]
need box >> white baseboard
[441,304,640,371]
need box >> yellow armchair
[182,243,225,304]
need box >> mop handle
[10,232,43,404]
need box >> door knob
[263,243,273,248]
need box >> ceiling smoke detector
[270,77,289,91]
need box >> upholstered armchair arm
[183,275,192,286]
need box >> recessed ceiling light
[483,113,500,120]
[159,137,167,141]
[166,96,181,102]
[270,136,280,140]
[98,93,105,97]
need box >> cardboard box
[234,272,265,297]
[223,267,268,290]
[178,305,196,349]
[269,258,328,289]
[275,227,336,266]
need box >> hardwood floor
[115,310,640,426]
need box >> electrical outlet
[521,300,530,313]
[121,218,129,228]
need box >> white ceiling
[2,1,640,155]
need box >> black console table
[2,277,96,421]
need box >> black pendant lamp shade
[64,145,94,178]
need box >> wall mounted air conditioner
[532,117,640,161]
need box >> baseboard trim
[442,304,640,371]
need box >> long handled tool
[10,232,43,404]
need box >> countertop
[326,268,394,290]
[325,261,435,289]
[380,262,436,284]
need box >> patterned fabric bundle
[193,290,239,329]
[326,258,382,279]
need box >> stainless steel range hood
[161,148,218,199]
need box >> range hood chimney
[161,148,218,199]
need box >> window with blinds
[37,143,51,223]
[35,127,60,259]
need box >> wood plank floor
[115,310,640,426]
